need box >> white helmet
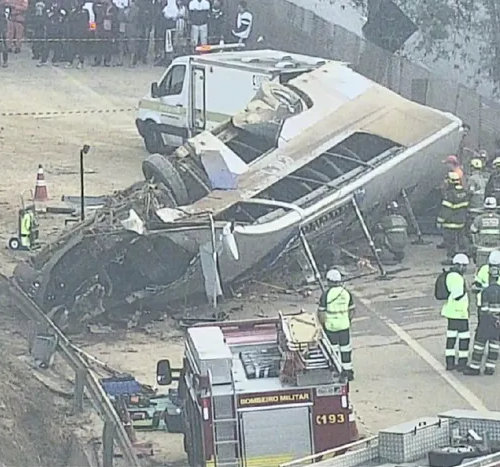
[485,197,497,209]
[488,250,500,266]
[452,253,469,266]
[326,269,342,282]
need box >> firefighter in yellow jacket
[437,172,469,265]
[441,253,470,371]
[318,269,355,381]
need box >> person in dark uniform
[37,3,67,66]
[464,265,500,375]
[209,0,224,44]
[66,0,89,68]
[485,157,500,206]
[136,0,153,63]
[374,201,408,264]
[31,0,46,60]
[0,5,9,67]
[437,171,469,265]
[93,0,118,66]
[0,6,10,68]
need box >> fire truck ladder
[279,311,345,375]
[209,370,241,467]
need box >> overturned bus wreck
[14,59,463,325]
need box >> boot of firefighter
[484,340,500,375]
[463,339,485,375]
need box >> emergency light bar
[195,43,246,54]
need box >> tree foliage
[391,0,500,94]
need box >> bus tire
[142,154,190,206]
[143,121,166,154]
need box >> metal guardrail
[279,436,378,467]
[5,274,141,467]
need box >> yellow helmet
[494,157,500,168]
[470,158,483,170]
[447,171,460,184]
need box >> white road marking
[357,296,489,413]
[393,306,435,313]
[352,316,370,323]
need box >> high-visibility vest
[324,286,351,332]
[441,271,469,320]
[20,212,32,237]
[475,264,500,306]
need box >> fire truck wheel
[152,412,161,429]
[143,121,166,154]
[164,412,183,433]
[142,154,190,206]
[428,446,477,467]
[185,433,194,465]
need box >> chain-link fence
[226,0,500,154]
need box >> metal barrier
[279,436,377,467]
[5,274,141,467]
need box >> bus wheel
[142,154,190,206]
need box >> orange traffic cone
[33,164,49,202]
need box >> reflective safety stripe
[488,307,500,313]
[447,330,459,338]
[458,350,469,358]
[473,343,485,352]
[469,361,481,369]
[387,227,407,233]
[340,344,352,353]
[458,331,471,339]
[445,349,456,356]
[442,223,465,229]
[490,343,500,350]
[342,361,353,370]
[442,200,469,209]
[485,362,496,369]
[478,229,500,234]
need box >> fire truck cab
[156,311,358,467]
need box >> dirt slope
[0,283,74,467]
[0,349,71,467]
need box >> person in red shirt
[443,155,465,187]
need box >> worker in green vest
[464,265,500,376]
[441,253,470,371]
[318,268,355,381]
[20,208,35,250]
[472,250,500,319]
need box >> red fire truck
[156,311,359,467]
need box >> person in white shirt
[232,0,252,44]
[188,0,210,47]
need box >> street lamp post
[80,144,90,221]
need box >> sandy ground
[0,49,498,467]
[0,49,157,275]
[0,50,157,466]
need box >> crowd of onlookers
[0,0,253,68]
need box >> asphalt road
[347,235,500,434]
